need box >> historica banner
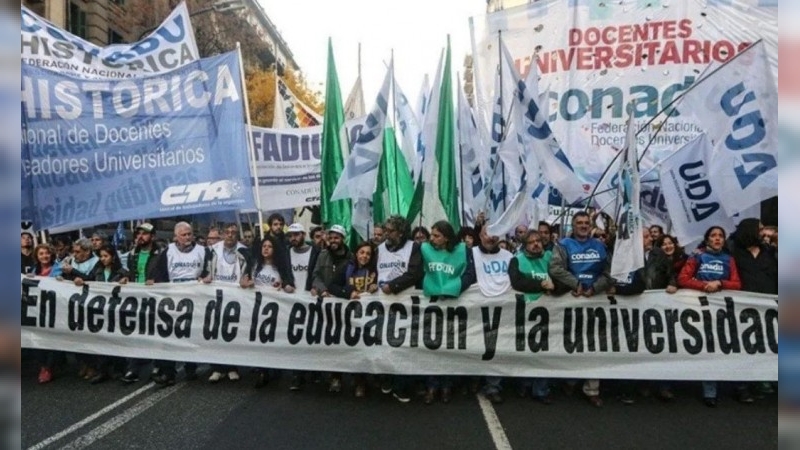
[21,2,200,79]
[21,52,255,229]
[22,276,778,381]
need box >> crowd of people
[22,211,778,408]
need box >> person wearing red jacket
[678,225,742,407]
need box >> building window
[68,2,87,39]
[108,29,125,44]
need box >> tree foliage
[116,0,323,126]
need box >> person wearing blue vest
[420,220,474,404]
[678,225,742,407]
[548,211,612,407]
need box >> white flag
[680,41,777,216]
[344,76,366,120]
[502,41,586,205]
[273,78,323,129]
[457,79,486,227]
[610,111,645,280]
[659,133,736,247]
[394,79,423,183]
[331,62,392,201]
[419,50,448,225]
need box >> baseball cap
[328,224,347,237]
[136,223,154,233]
[287,223,306,234]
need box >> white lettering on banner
[571,250,601,262]
[21,65,240,121]
[21,276,778,381]
[21,3,200,79]
[160,180,243,206]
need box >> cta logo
[161,180,243,206]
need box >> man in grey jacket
[310,225,352,297]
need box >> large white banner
[21,2,200,79]
[21,276,778,381]
[471,0,778,181]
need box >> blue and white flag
[330,60,392,201]
[457,78,485,227]
[611,111,645,280]
[503,41,586,205]
[659,133,736,247]
[21,52,255,230]
[680,41,777,216]
[394,78,423,184]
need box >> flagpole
[498,31,507,212]
[457,73,467,226]
[390,50,400,216]
[236,42,266,240]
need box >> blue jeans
[484,377,502,394]
[703,381,717,399]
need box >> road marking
[476,394,513,450]
[27,382,156,450]
[60,383,184,450]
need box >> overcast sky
[259,0,488,105]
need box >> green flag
[374,127,415,223]
[320,39,352,233]
[435,36,460,232]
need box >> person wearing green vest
[508,229,555,404]
[420,221,472,299]
[509,230,554,302]
[420,220,473,404]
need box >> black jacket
[733,244,778,294]
[88,263,130,283]
[127,243,165,283]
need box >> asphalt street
[22,356,776,450]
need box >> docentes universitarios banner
[21,2,200,79]
[471,0,778,180]
[21,276,778,381]
[21,51,256,230]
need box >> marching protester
[90,231,109,257]
[509,230,555,404]
[59,238,99,284]
[328,241,379,398]
[420,220,474,404]
[607,229,676,404]
[376,215,424,402]
[119,223,164,384]
[310,225,352,393]
[148,222,214,387]
[513,224,528,253]
[207,223,251,384]
[655,235,688,277]
[74,244,129,384]
[285,223,319,392]
[537,222,555,252]
[412,226,430,244]
[467,225,514,404]
[649,225,665,243]
[27,243,62,384]
[206,227,222,248]
[310,226,327,250]
[241,233,295,388]
[678,226,742,407]
[458,226,478,248]
[52,235,72,266]
[241,228,256,249]
[549,211,613,407]
[371,223,385,246]
[731,218,779,400]
[287,223,318,293]
[21,231,35,274]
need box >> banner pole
[236,42,266,240]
